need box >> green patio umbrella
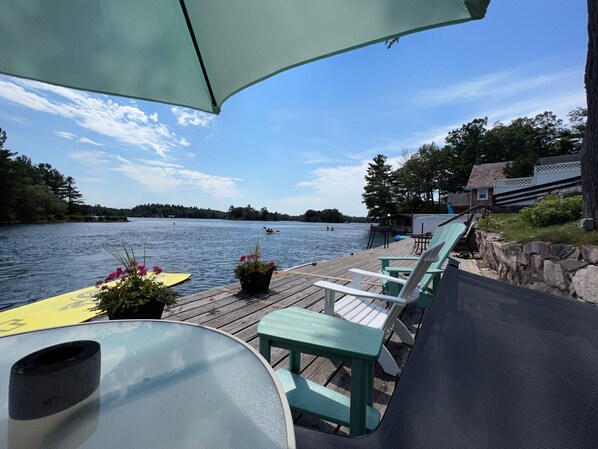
[0,0,490,114]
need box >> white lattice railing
[494,177,533,188]
[535,161,581,173]
[534,161,581,185]
[494,177,533,195]
[494,161,581,197]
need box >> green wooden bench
[257,307,384,436]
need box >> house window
[477,188,488,200]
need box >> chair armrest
[384,267,444,275]
[378,256,420,262]
[314,281,407,313]
[448,257,460,267]
[348,268,408,285]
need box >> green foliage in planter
[92,245,180,317]
[234,238,278,281]
[519,195,582,227]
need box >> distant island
[85,203,368,224]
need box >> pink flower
[105,270,120,281]
[153,266,163,274]
[268,261,275,266]
[240,255,246,262]
[95,280,104,287]
[138,265,148,276]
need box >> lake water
[0,219,379,311]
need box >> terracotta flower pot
[240,268,274,293]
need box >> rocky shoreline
[476,231,598,304]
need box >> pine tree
[362,154,397,221]
[64,176,84,214]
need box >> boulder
[559,259,588,274]
[550,244,578,260]
[529,254,544,281]
[516,251,529,266]
[543,259,568,291]
[495,242,523,283]
[523,241,551,258]
[572,265,598,304]
[581,245,598,264]
[523,241,542,255]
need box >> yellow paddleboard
[0,273,191,337]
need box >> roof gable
[466,162,509,189]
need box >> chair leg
[393,319,415,346]
[378,345,401,376]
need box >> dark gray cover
[296,266,598,448]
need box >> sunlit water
[0,218,382,311]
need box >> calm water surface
[0,219,379,311]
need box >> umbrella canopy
[0,0,490,114]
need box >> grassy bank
[478,213,598,246]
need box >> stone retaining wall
[476,231,598,304]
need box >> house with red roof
[465,161,509,208]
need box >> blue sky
[0,0,588,217]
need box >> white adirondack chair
[314,242,444,376]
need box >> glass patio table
[0,320,295,449]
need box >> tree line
[68,203,360,223]
[124,204,360,223]
[0,129,84,222]
[0,128,362,223]
[362,109,586,220]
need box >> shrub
[519,195,582,227]
[477,215,501,231]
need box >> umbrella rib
[178,0,219,113]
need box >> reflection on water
[0,219,378,311]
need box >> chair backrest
[382,242,444,333]
[415,222,466,290]
[396,242,444,303]
[294,267,598,449]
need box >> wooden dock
[164,238,485,435]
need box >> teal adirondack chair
[314,242,445,376]
[380,222,467,308]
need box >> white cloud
[415,66,583,108]
[171,106,215,127]
[266,163,369,216]
[139,159,183,168]
[414,65,584,108]
[484,90,586,125]
[78,137,102,146]
[299,151,339,165]
[55,131,76,140]
[112,158,243,199]
[68,150,111,167]
[0,76,189,157]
